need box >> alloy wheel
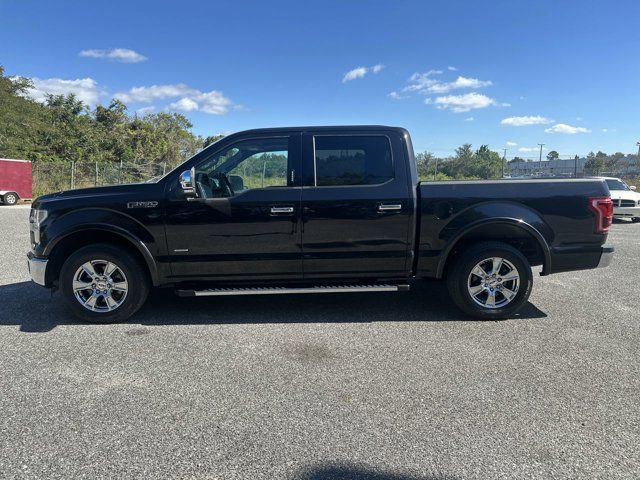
[467,257,520,309]
[72,260,128,312]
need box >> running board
[176,284,410,297]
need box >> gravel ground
[0,205,638,479]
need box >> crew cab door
[164,133,303,281]
[300,130,413,279]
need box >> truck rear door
[300,129,414,280]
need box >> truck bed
[416,178,610,278]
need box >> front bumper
[613,206,640,218]
[27,252,48,286]
[597,245,614,269]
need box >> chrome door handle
[378,204,402,212]
[270,206,294,214]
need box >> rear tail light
[588,197,613,234]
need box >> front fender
[41,208,161,285]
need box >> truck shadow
[296,463,455,480]
[0,280,547,333]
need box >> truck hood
[33,183,161,209]
[609,189,640,201]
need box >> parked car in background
[600,177,640,222]
[0,158,33,205]
[27,126,614,323]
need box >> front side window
[314,136,393,186]
[194,137,290,198]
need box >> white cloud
[194,91,233,114]
[21,77,102,105]
[343,66,367,82]
[168,97,198,112]
[115,83,193,103]
[405,72,491,94]
[448,66,457,71]
[601,128,608,132]
[342,64,384,82]
[388,91,406,100]
[115,83,233,115]
[506,141,518,146]
[519,146,546,153]
[430,92,497,113]
[403,70,443,92]
[135,106,155,115]
[464,117,474,122]
[544,123,590,134]
[427,76,492,94]
[500,115,553,126]
[576,116,583,121]
[79,48,147,63]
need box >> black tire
[446,241,533,320]
[60,243,150,323]
[3,192,18,205]
[632,217,640,223]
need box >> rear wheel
[60,244,149,323]
[3,192,18,205]
[447,241,533,320]
[632,217,640,223]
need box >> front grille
[619,199,636,207]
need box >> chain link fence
[507,155,640,179]
[31,161,178,197]
[30,155,640,198]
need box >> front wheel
[60,244,150,323]
[446,241,533,320]
[632,217,640,223]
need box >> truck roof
[226,125,408,136]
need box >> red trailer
[0,158,33,205]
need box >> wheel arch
[45,227,159,287]
[1,191,19,203]
[437,218,552,278]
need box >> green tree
[472,144,502,179]
[546,150,559,160]
[202,134,225,149]
[584,151,604,175]
[0,67,51,159]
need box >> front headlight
[29,209,48,244]
[29,209,48,226]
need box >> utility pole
[433,156,438,181]
[538,143,545,175]
[502,148,507,178]
[636,142,640,171]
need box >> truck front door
[164,134,303,281]
[300,131,414,280]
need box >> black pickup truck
[27,126,614,322]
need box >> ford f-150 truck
[27,126,614,322]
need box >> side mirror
[630,185,637,191]
[179,167,197,197]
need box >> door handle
[270,206,295,215]
[377,203,402,212]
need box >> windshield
[605,179,629,191]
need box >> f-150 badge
[127,201,158,209]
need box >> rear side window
[314,135,393,186]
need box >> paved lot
[0,205,638,479]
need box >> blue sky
[1,0,639,158]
